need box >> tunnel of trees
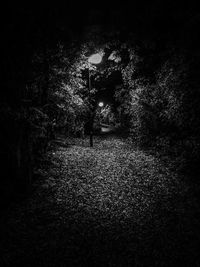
[1,2,200,204]
[2,3,200,266]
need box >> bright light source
[98,102,104,107]
[88,53,102,64]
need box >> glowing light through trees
[98,102,104,107]
[88,53,103,64]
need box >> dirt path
[0,136,200,266]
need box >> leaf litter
[0,135,200,266]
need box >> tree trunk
[41,47,50,106]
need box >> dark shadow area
[1,2,200,266]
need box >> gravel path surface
[0,136,200,267]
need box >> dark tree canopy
[1,0,200,202]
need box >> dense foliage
[114,44,200,175]
[1,15,200,203]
